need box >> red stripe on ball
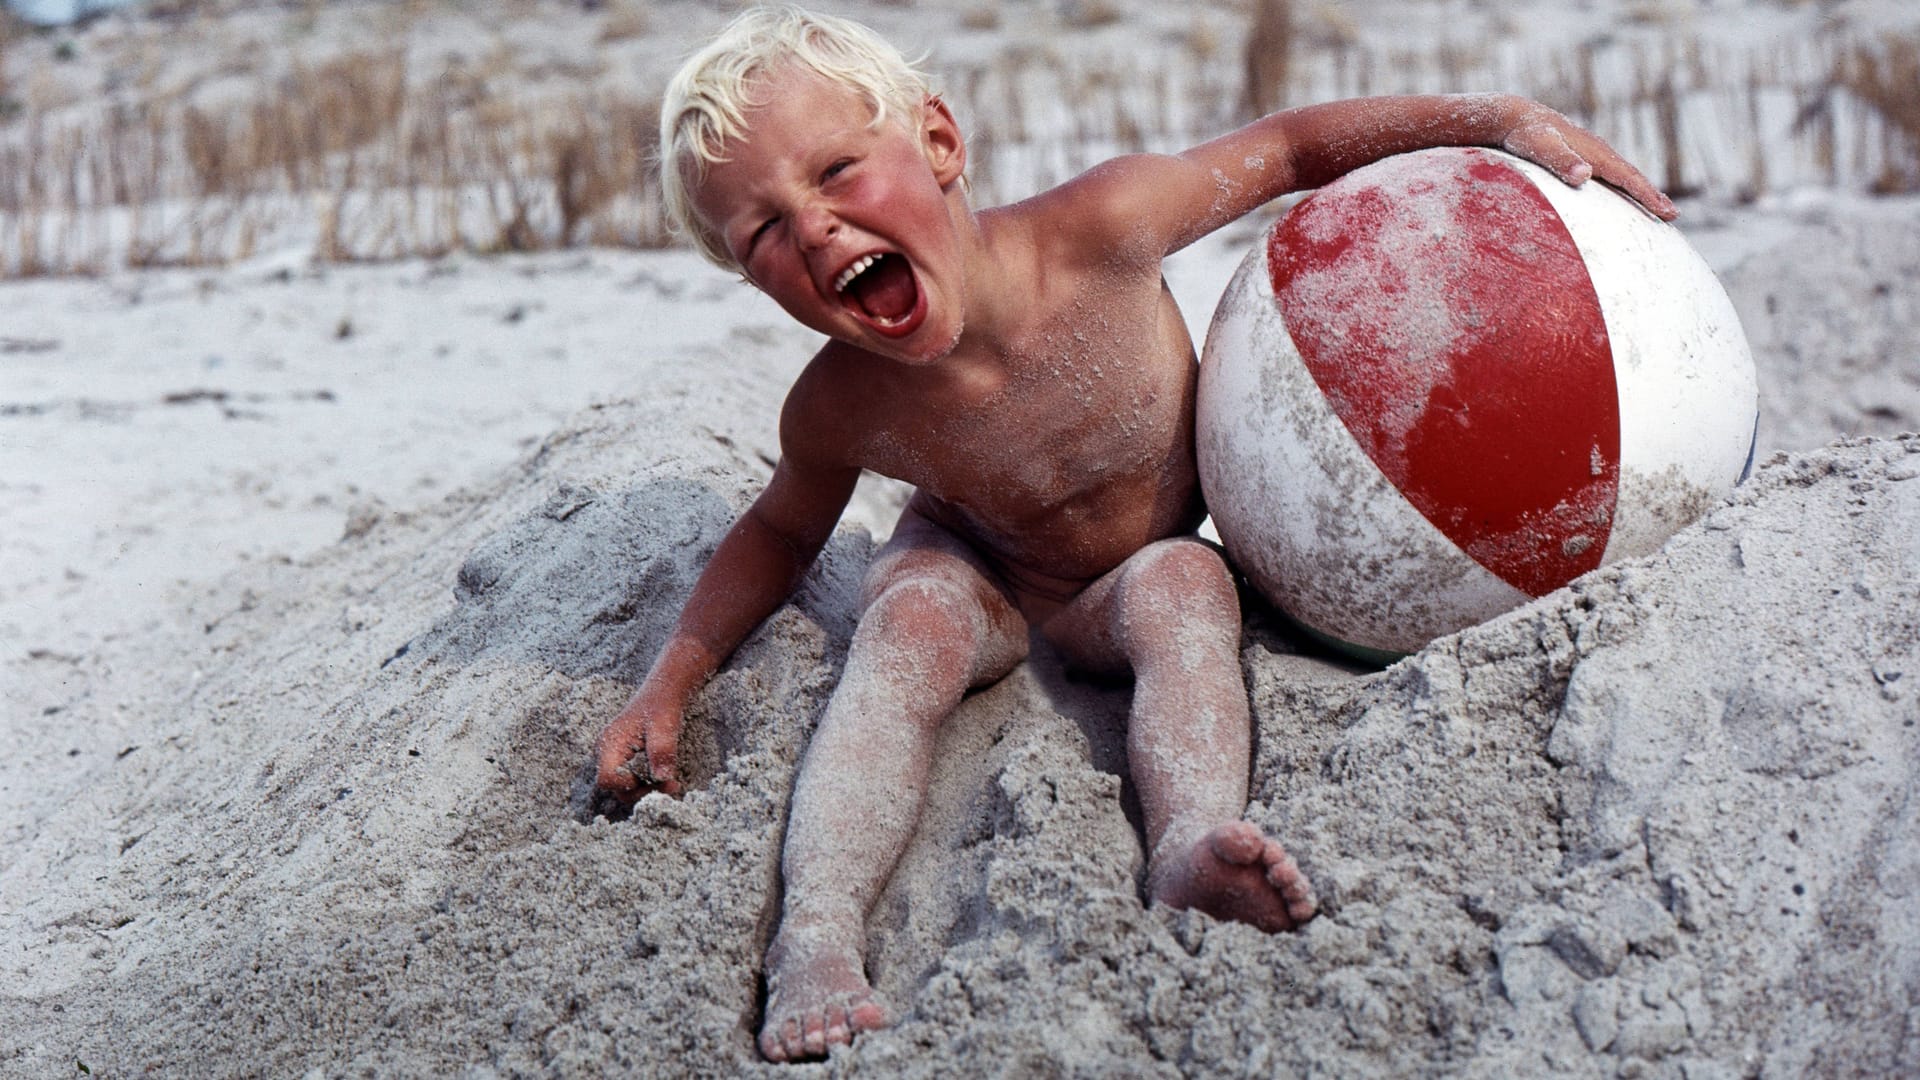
[1267,148,1620,597]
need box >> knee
[859,575,1027,683]
[1114,542,1241,659]
[863,577,980,642]
[1122,541,1239,617]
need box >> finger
[1580,158,1680,221]
[595,772,634,801]
[644,725,680,789]
[594,752,639,798]
[1508,126,1592,186]
[1561,131,1679,220]
[592,724,640,788]
[643,742,675,787]
[1609,170,1680,221]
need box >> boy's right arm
[592,449,859,802]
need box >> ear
[920,95,967,189]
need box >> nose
[792,198,839,252]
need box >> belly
[913,462,1206,588]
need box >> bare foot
[1148,821,1317,932]
[758,928,890,1062]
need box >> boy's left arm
[1073,93,1675,259]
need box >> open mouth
[834,252,925,338]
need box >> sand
[4,200,1916,1076]
[4,2,1920,1077]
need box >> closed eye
[823,158,854,182]
[746,217,778,252]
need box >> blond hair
[659,7,936,268]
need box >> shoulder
[1012,153,1221,267]
[777,340,879,471]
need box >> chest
[857,283,1196,500]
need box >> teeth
[834,254,881,293]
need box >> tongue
[849,255,916,321]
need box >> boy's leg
[1039,538,1316,933]
[761,506,1029,1062]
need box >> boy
[593,6,1674,1063]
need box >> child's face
[691,66,969,365]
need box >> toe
[1279,876,1312,906]
[1270,858,1317,921]
[783,1016,807,1061]
[802,1011,828,1058]
[1210,822,1264,865]
[762,1016,799,1062]
[824,1003,850,1045]
[1263,850,1298,887]
[1284,879,1318,922]
[850,997,888,1032]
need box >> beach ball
[1197,147,1757,662]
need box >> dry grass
[170,50,406,197]
[0,23,11,126]
[1621,1,1681,27]
[1243,0,1292,118]
[596,1,650,44]
[1183,13,1222,65]
[962,18,1920,212]
[0,40,670,275]
[2,10,1917,278]
[1832,33,1920,192]
[960,4,1001,32]
[1061,0,1124,31]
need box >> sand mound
[4,301,1916,1074]
[1719,198,1920,454]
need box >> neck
[944,190,1035,360]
